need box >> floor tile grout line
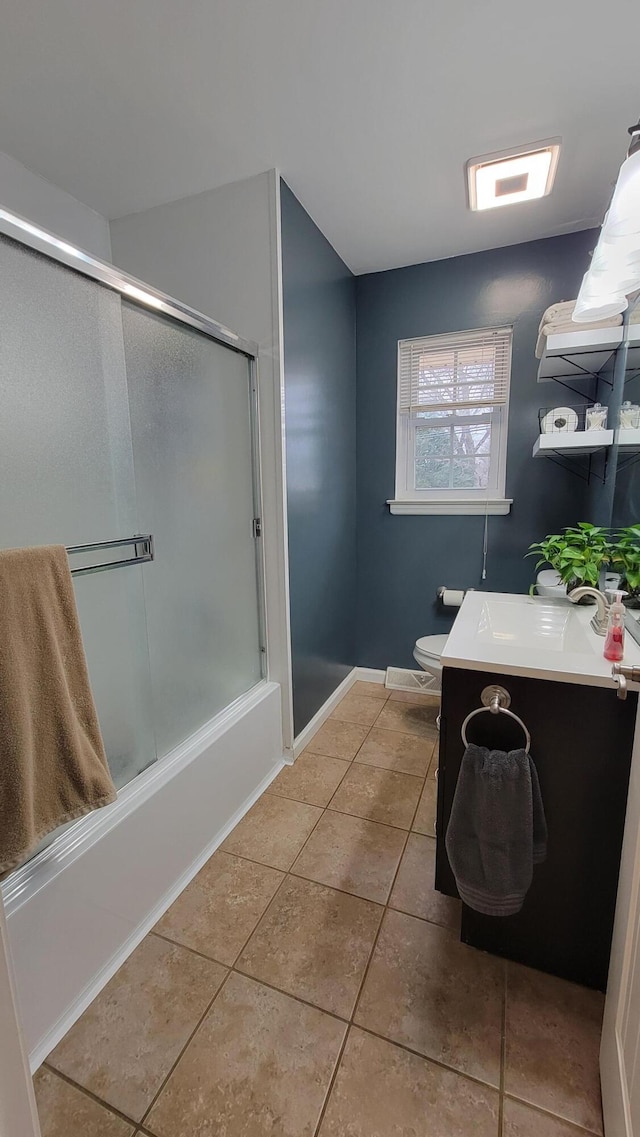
[498,963,507,1136]
[258,708,431,829]
[217,968,504,1101]
[350,683,391,700]
[303,706,427,827]
[305,722,439,760]
[325,802,420,832]
[353,1022,503,1094]
[289,864,401,909]
[405,741,434,835]
[349,818,411,1028]
[41,1063,141,1128]
[502,1092,602,1136]
[279,798,332,869]
[224,783,329,873]
[268,747,432,785]
[150,854,298,968]
[384,897,459,929]
[150,926,234,967]
[264,756,354,808]
[350,713,383,763]
[352,755,432,777]
[195,844,297,874]
[229,966,352,1029]
[152,877,460,969]
[138,967,236,1128]
[224,832,333,972]
[216,803,416,876]
[265,772,428,821]
[311,1022,352,1137]
[331,714,385,730]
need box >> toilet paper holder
[437,586,468,608]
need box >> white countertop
[442,591,640,690]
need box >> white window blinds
[398,326,512,413]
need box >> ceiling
[0,0,639,274]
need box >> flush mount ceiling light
[467,139,561,211]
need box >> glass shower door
[0,227,265,806]
[122,301,264,756]
[0,234,157,787]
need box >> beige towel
[538,299,578,333]
[0,545,116,876]
[535,314,623,358]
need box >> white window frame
[388,326,513,516]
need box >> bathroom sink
[475,597,595,655]
[442,590,640,688]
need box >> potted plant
[611,525,640,606]
[526,522,612,593]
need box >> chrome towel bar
[461,684,531,753]
[66,534,154,576]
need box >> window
[389,326,513,515]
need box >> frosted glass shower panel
[0,236,136,544]
[0,235,156,788]
[122,302,263,754]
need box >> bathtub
[2,679,284,1068]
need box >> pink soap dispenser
[604,591,627,663]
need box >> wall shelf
[533,320,640,482]
[537,324,640,385]
[617,428,640,452]
[532,430,613,459]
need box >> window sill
[387,498,513,516]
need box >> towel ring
[461,685,531,753]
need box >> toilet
[413,633,449,687]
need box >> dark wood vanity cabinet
[435,666,638,990]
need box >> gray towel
[445,744,547,917]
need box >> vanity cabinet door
[435,666,637,990]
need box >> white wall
[0,149,111,261]
[110,170,293,751]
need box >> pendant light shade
[604,148,640,239]
[573,124,640,322]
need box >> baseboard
[29,758,284,1070]
[354,667,387,684]
[292,668,359,759]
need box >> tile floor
[35,680,605,1137]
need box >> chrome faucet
[567,586,610,635]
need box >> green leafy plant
[526,522,612,590]
[611,525,640,595]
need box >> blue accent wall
[355,230,598,669]
[280,182,357,735]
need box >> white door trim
[601,697,640,1136]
